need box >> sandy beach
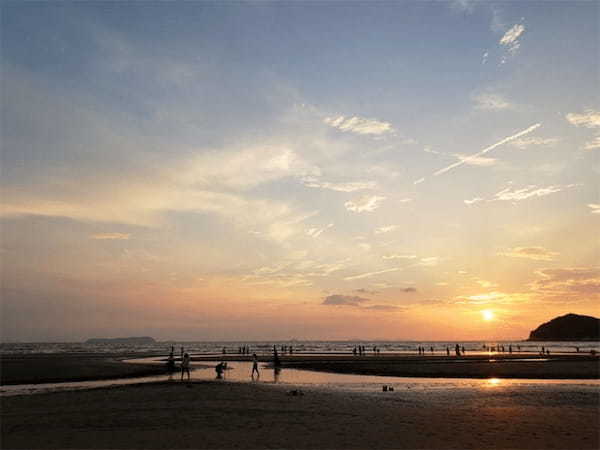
[2,378,598,449]
[1,352,599,449]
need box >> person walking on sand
[251,353,260,378]
[167,346,176,372]
[181,352,191,381]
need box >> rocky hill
[528,313,599,341]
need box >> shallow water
[1,358,598,397]
[2,340,598,355]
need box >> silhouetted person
[509,344,512,354]
[430,346,434,355]
[251,353,260,378]
[215,362,225,379]
[167,347,176,372]
[290,346,293,355]
[446,347,450,356]
[353,347,357,356]
[181,352,191,381]
[455,344,460,356]
[222,347,226,355]
[461,346,465,355]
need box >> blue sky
[1,1,598,341]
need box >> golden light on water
[487,378,501,386]
[481,310,495,321]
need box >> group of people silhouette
[166,346,191,381]
[416,345,466,356]
[352,345,381,356]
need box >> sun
[482,309,495,321]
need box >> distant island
[528,313,600,341]
[85,336,156,345]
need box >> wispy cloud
[345,195,386,213]
[363,304,403,312]
[423,146,443,155]
[302,177,376,192]
[455,291,525,305]
[498,246,559,261]
[324,115,394,136]
[464,197,484,205]
[413,177,425,185]
[499,24,525,55]
[433,123,541,176]
[454,153,497,167]
[493,184,577,202]
[511,137,559,149]
[321,294,402,312]
[565,110,600,128]
[475,279,497,288]
[344,267,401,281]
[306,223,334,238]
[472,92,512,110]
[417,256,440,267]
[531,267,600,301]
[583,136,600,150]
[588,204,600,215]
[566,110,600,151]
[375,225,397,234]
[322,294,370,306]
[355,288,379,295]
[382,254,416,260]
[90,233,131,240]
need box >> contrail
[433,123,541,176]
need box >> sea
[1,340,598,355]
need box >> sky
[1,1,599,342]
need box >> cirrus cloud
[324,115,394,136]
[345,195,386,213]
[498,246,559,261]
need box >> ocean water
[1,340,598,355]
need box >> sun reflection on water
[486,377,502,387]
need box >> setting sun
[482,310,495,321]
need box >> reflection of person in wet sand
[274,366,281,383]
[251,353,260,378]
[181,352,191,381]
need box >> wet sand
[273,354,600,379]
[2,379,598,449]
[0,353,169,385]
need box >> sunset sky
[1,1,598,342]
